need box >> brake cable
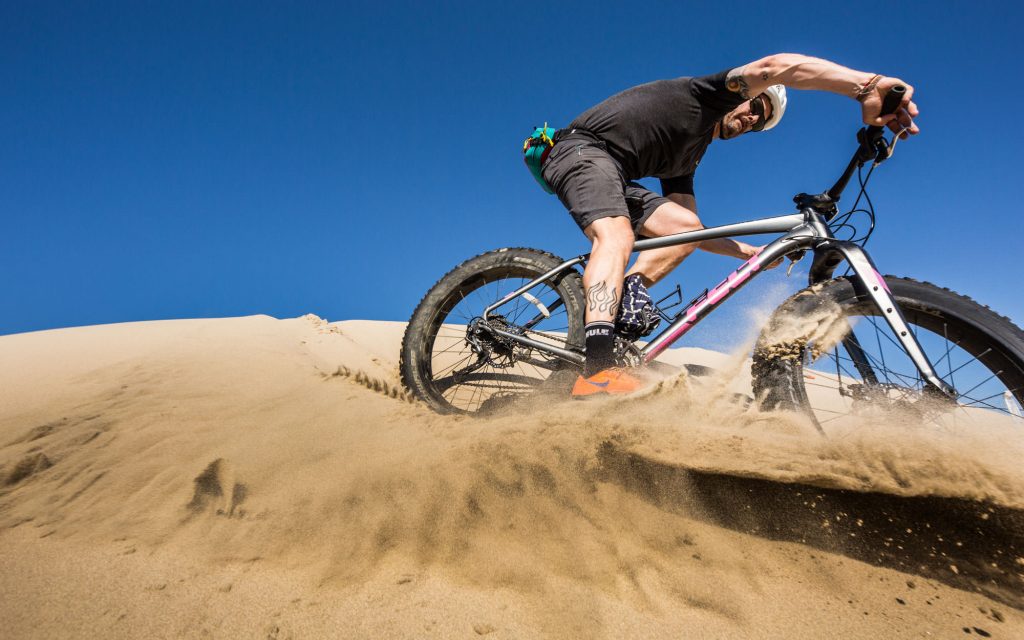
[879,126,911,164]
[828,124,911,248]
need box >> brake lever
[785,251,805,277]
[877,126,911,166]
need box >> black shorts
[540,133,670,236]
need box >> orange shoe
[571,367,645,398]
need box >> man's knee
[585,215,634,256]
[641,201,703,238]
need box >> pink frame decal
[643,250,768,362]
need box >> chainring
[614,337,644,368]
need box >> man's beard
[719,115,741,140]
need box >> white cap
[761,84,787,131]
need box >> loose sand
[1,314,1021,638]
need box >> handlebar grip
[880,84,906,117]
[866,85,906,135]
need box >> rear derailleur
[456,316,528,380]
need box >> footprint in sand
[3,452,53,486]
[186,458,248,518]
[265,623,294,640]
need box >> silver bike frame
[481,209,956,398]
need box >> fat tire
[752,276,1024,422]
[400,248,585,414]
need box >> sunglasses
[749,95,770,132]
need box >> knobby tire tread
[400,247,584,414]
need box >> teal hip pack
[523,124,557,194]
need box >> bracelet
[855,74,883,102]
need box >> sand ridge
[0,314,1021,638]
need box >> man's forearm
[733,53,875,99]
[699,237,757,260]
[768,54,874,96]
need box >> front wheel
[401,248,585,415]
[752,277,1024,431]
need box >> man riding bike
[537,53,919,397]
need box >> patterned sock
[616,273,659,338]
[584,321,616,377]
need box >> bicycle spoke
[866,316,899,385]
[945,348,992,381]
[432,352,477,379]
[820,350,862,381]
[956,370,1002,400]
[822,348,920,389]
[941,322,957,381]
[431,336,471,359]
[969,385,1024,405]
[957,395,1014,414]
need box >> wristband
[855,74,883,102]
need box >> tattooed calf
[587,281,619,315]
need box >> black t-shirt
[566,70,745,195]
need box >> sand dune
[1,315,1022,638]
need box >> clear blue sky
[3,1,1023,348]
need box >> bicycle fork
[808,240,957,399]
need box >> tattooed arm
[726,54,919,134]
[727,54,876,98]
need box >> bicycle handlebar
[822,84,907,207]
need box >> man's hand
[740,244,783,269]
[758,246,784,270]
[860,76,919,138]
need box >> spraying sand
[0,315,1021,638]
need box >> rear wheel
[753,277,1024,431]
[401,248,585,415]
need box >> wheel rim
[800,301,1024,429]
[424,271,579,414]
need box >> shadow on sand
[597,442,1024,611]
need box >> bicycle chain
[475,318,641,369]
